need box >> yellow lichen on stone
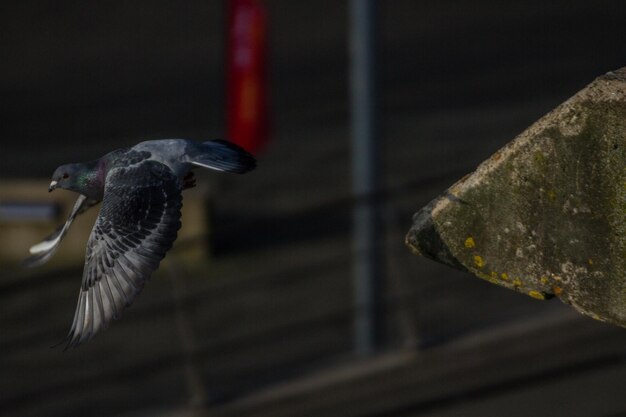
[464,237,476,248]
[478,270,500,284]
[528,290,545,300]
[512,278,522,287]
[539,276,549,284]
[501,272,509,281]
[473,255,485,268]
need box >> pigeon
[25,139,256,348]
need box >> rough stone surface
[406,68,626,327]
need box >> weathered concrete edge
[405,68,626,327]
[404,193,470,272]
[405,68,626,257]
[441,69,626,216]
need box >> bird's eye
[62,173,69,179]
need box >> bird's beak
[49,181,57,192]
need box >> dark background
[3,1,626,416]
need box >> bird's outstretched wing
[24,195,99,268]
[63,160,182,348]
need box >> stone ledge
[406,68,626,328]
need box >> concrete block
[406,68,626,327]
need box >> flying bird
[25,139,256,348]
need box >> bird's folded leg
[182,171,196,189]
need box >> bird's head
[49,163,87,193]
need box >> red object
[226,0,269,154]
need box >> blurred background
[3,1,626,416]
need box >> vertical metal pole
[350,0,382,356]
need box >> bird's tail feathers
[189,140,256,174]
